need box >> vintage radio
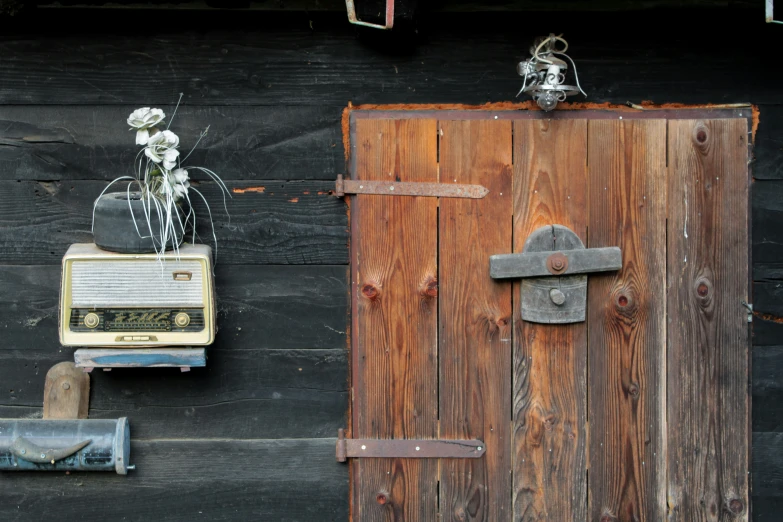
[59,243,215,348]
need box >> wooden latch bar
[335,429,486,462]
[334,175,489,199]
[489,247,622,279]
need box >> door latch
[490,225,622,324]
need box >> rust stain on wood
[231,186,265,194]
[666,119,749,521]
[288,197,299,203]
[512,119,587,521]
[352,118,439,521]
[587,119,667,521]
[439,119,512,521]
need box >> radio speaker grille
[71,260,205,307]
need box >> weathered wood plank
[752,180,783,270]
[0,11,779,105]
[42,361,89,419]
[0,105,343,181]
[0,438,348,522]
[752,282,783,347]
[438,119,512,521]
[352,118,439,521]
[752,346,783,432]
[753,105,783,180]
[512,119,587,521]
[752,432,783,498]
[0,348,347,439]
[587,119,667,522]
[0,180,347,265]
[0,264,347,351]
[667,119,750,521]
[753,495,783,522]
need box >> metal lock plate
[489,225,622,324]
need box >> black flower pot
[92,192,185,253]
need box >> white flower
[128,107,165,130]
[135,129,150,145]
[158,129,180,148]
[168,168,190,200]
[162,149,180,170]
[144,130,180,164]
[171,168,189,184]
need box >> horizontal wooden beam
[0,438,348,520]
[0,264,348,350]
[0,180,348,265]
[0,348,348,439]
[0,105,343,181]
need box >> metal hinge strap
[335,175,489,199]
[335,429,486,462]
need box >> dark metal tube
[0,417,130,474]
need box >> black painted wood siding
[0,6,780,521]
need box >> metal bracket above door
[335,429,486,462]
[489,225,622,323]
[334,175,489,199]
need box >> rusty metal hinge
[334,175,489,199]
[335,429,486,462]
[346,0,395,30]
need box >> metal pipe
[0,418,131,474]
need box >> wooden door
[346,109,750,522]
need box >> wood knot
[361,282,380,301]
[695,279,712,298]
[376,493,388,505]
[600,515,616,522]
[420,276,438,298]
[628,383,640,399]
[543,414,555,431]
[693,123,710,149]
[728,498,744,514]
[614,290,634,312]
[497,317,509,327]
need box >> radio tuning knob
[174,312,191,328]
[84,312,100,329]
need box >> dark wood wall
[0,5,780,521]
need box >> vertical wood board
[666,119,750,521]
[587,119,667,522]
[438,119,513,522]
[352,118,439,522]
[512,119,588,521]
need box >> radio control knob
[84,312,100,329]
[174,312,191,328]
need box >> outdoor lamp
[517,33,586,111]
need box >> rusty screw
[546,252,569,275]
[376,493,388,505]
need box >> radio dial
[174,312,191,328]
[84,312,100,329]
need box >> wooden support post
[43,361,90,420]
